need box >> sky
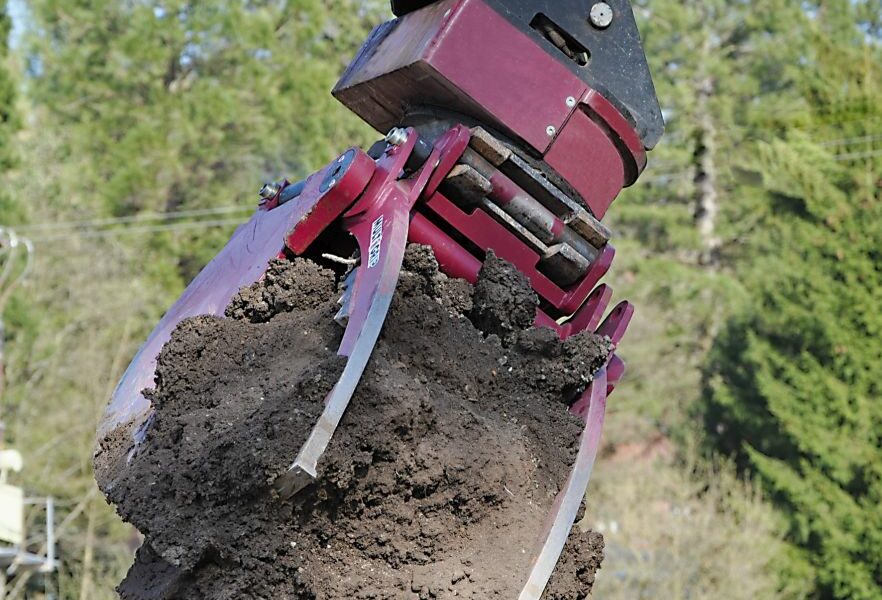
[6,0,26,48]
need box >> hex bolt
[259,181,281,200]
[589,2,614,29]
[385,127,409,146]
[546,125,557,137]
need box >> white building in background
[0,448,57,599]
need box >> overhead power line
[32,218,246,244]
[821,132,882,147]
[834,148,882,161]
[15,205,252,232]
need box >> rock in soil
[100,246,610,600]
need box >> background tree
[704,2,882,597]
[0,0,17,220]
[0,4,22,421]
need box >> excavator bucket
[96,1,661,597]
[98,149,377,443]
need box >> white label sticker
[367,216,384,269]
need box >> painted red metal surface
[335,0,585,155]
[468,152,587,253]
[409,212,483,283]
[607,354,626,393]
[285,149,376,254]
[583,88,648,178]
[335,0,648,219]
[422,191,615,316]
[544,109,627,220]
[339,125,470,356]
[427,0,585,153]
[98,155,373,445]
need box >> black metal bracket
[390,0,437,15]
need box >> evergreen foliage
[23,0,381,274]
[0,6,15,166]
[707,139,882,599]
[704,4,882,597]
[0,4,18,219]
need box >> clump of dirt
[225,258,337,323]
[469,251,538,342]
[102,247,609,600]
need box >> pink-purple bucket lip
[99,172,335,446]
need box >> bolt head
[566,96,577,108]
[259,182,281,200]
[546,125,557,137]
[385,127,409,146]
[590,2,614,29]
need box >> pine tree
[23,0,382,276]
[0,7,14,170]
[704,3,882,596]
[608,0,815,435]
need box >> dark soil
[101,247,609,599]
[468,252,538,342]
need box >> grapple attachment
[97,1,661,598]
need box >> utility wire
[821,132,882,147]
[32,218,246,244]
[15,205,252,232]
[833,148,882,161]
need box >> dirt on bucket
[98,247,610,600]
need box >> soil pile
[100,248,609,599]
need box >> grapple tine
[597,301,635,345]
[276,126,471,498]
[519,367,609,600]
[277,203,410,497]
